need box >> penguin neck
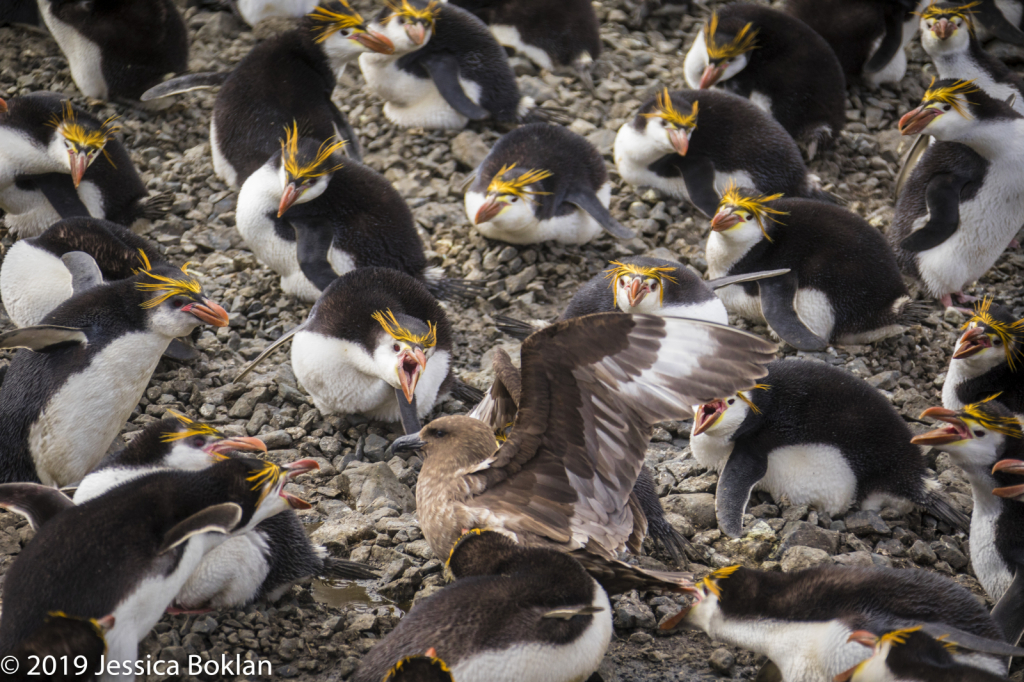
[951,118,1024,159]
[705,229,768,279]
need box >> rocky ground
[1,0,1024,680]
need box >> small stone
[228,386,272,419]
[363,434,391,462]
[933,540,968,569]
[709,648,735,676]
[865,371,899,391]
[943,307,966,324]
[450,131,489,168]
[310,513,375,549]
[662,493,716,529]
[778,521,839,555]
[506,265,538,294]
[908,539,937,565]
[832,551,874,567]
[780,546,832,572]
[844,510,891,536]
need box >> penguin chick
[706,187,924,350]
[0,254,229,487]
[0,217,160,327]
[943,298,1024,415]
[0,456,316,674]
[891,78,1024,307]
[466,123,632,244]
[8,612,113,682]
[235,125,440,302]
[381,651,453,682]
[353,530,612,682]
[690,359,969,538]
[0,93,155,237]
[614,88,822,217]
[785,0,925,88]
[683,5,846,156]
[36,0,187,101]
[359,0,531,129]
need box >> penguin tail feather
[520,102,573,126]
[423,269,486,301]
[803,174,844,205]
[321,557,380,581]
[895,298,932,327]
[919,480,970,533]
[493,314,538,341]
[140,191,174,220]
[450,377,484,406]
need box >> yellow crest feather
[919,1,979,30]
[643,88,699,129]
[963,394,1023,438]
[702,564,740,597]
[487,164,554,201]
[735,384,770,414]
[308,2,365,42]
[923,77,980,118]
[704,13,759,61]
[385,653,451,680]
[880,626,923,647]
[161,409,224,442]
[384,0,440,27]
[242,460,283,507]
[604,260,679,306]
[372,309,438,348]
[718,182,787,242]
[49,101,120,167]
[44,612,108,650]
[133,249,203,309]
[280,122,346,179]
[962,297,1024,370]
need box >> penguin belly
[36,3,108,100]
[969,490,1014,603]
[862,10,923,88]
[467,184,611,245]
[0,242,73,326]
[662,300,729,325]
[710,284,764,326]
[235,0,319,26]
[757,444,859,515]
[209,119,239,188]
[1,181,105,238]
[489,25,555,71]
[175,533,271,609]
[359,54,483,130]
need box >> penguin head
[275,123,346,217]
[919,2,976,54]
[604,259,680,314]
[709,185,787,247]
[694,13,758,89]
[660,565,740,633]
[374,0,440,53]
[691,384,769,438]
[951,297,1023,374]
[210,454,319,529]
[159,410,267,463]
[13,612,114,666]
[637,89,699,157]
[306,0,394,62]
[133,251,230,336]
[913,397,1022,475]
[383,650,453,682]
[898,78,1000,139]
[473,164,553,228]
[47,101,120,188]
[443,528,520,580]
[371,308,440,404]
[836,627,954,682]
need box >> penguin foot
[1009,238,1020,249]
[954,291,979,304]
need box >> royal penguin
[465,123,632,245]
[381,651,454,682]
[36,0,188,102]
[0,254,228,487]
[891,79,1024,308]
[353,530,612,682]
[706,186,925,351]
[839,627,1012,682]
[72,412,377,610]
[613,88,824,218]
[784,0,925,87]
[7,612,113,682]
[683,5,846,157]
[0,456,317,680]
[943,298,1024,415]
[359,0,535,129]
[664,564,1017,681]
[690,358,969,538]
[142,1,396,186]
[0,93,161,237]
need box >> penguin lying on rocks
[891,78,1024,308]
[0,253,228,487]
[663,564,1023,680]
[237,268,482,435]
[0,456,316,676]
[381,651,453,682]
[8,612,113,682]
[706,186,927,350]
[614,88,825,217]
[354,530,612,682]
[683,5,846,157]
[0,93,165,237]
[142,0,396,184]
[465,123,633,244]
[690,358,969,538]
[944,298,1024,415]
[36,0,188,102]
[392,311,776,593]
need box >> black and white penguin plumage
[465,123,632,244]
[353,530,612,682]
[613,88,822,217]
[841,627,1011,682]
[784,0,925,88]
[690,358,968,538]
[706,188,924,350]
[0,93,156,237]
[7,612,113,682]
[683,4,846,156]
[235,126,438,302]
[0,456,316,674]
[0,256,228,487]
[0,217,159,327]
[359,0,529,129]
[36,0,188,101]
[891,79,1024,308]
[961,0,1024,45]
[669,564,1016,680]
[943,299,1024,415]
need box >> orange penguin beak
[627,278,648,307]
[668,128,689,156]
[278,182,301,217]
[952,326,991,359]
[699,63,725,89]
[398,348,428,404]
[933,17,954,40]
[0,98,7,114]
[898,106,941,135]
[182,299,230,327]
[407,22,427,45]
[710,210,741,232]
[910,406,970,445]
[204,437,268,455]
[280,458,320,509]
[474,197,504,224]
[692,399,726,436]
[353,30,395,54]
[69,151,89,188]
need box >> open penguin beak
[182,299,229,327]
[911,407,971,445]
[933,17,954,40]
[710,210,741,232]
[627,277,648,308]
[475,197,505,224]
[952,326,991,359]
[406,22,427,45]
[668,128,689,156]
[279,459,320,510]
[204,437,268,456]
[899,106,941,135]
[699,63,725,89]
[278,182,301,217]
[69,150,89,188]
[353,30,395,54]
[993,460,1024,499]
[398,347,428,404]
[693,399,726,436]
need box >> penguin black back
[8,613,109,682]
[30,218,162,279]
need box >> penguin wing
[862,10,906,74]
[976,0,1024,45]
[139,72,230,101]
[0,483,74,531]
[157,502,243,554]
[757,276,829,351]
[894,134,931,198]
[0,325,87,351]
[419,53,492,121]
[60,252,103,295]
[563,188,634,239]
[675,155,720,218]
[920,618,1024,657]
[714,441,768,538]
[328,103,363,163]
[19,173,90,219]
[290,217,340,292]
[707,269,790,290]
[989,565,1024,648]
[900,173,968,252]
[234,322,308,384]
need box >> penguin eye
[619,279,627,288]
[650,282,658,290]
[192,437,206,448]
[942,105,952,112]
[975,430,985,438]
[994,338,1003,346]
[393,343,401,353]
[170,296,191,308]
[727,398,735,405]
[509,196,518,203]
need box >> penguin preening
[891,78,1024,307]
[0,93,160,237]
[613,88,823,217]
[7,612,113,682]
[839,627,1011,682]
[706,186,926,350]
[943,298,1024,415]
[690,359,969,538]
[353,531,612,682]
[36,0,188,102]
[683,5,846,157]
[0,255,229,488]
[465,123,632,244]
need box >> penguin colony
[4,0,1024,680]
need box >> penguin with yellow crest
[943,298,1024,416]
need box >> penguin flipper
[895,134,930,198]
[158,502,243,554]
[900,173,966,252]
[20,173,90,218]
[140,72,230,101]
[396,390,421,435]
[564,188,634,239]
[990,566,1024,646]
[0,326,87,352]
[976,0,1024,45]
[715,441,768,538]
[420,54,491,121]
[234,323,307,383]
[707,269,790,290]
[290,218,339,292]
[329,104,362,163]
[921,617,1024,656]
[863,10,905,74]
[0,483,74,531]
[757,277,829,351]
[677,156,720,217]
[60,252,103,295]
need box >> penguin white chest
[359,54,483,130]
[466,184,611,245]
[209,119,239,188]
[37,3,108,100]
[969,490,1014,601]
[758,444,858,515]
[0,243,74,327]
[176,532,271,609]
